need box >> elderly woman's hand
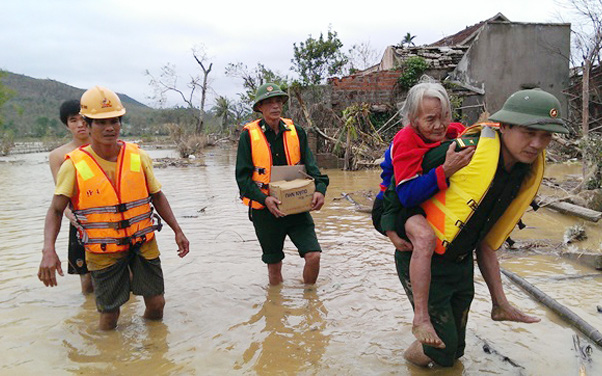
[442,143,475,178]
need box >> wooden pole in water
[501,268,602,348]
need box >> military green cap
[489,88,568,134]
[253,83,289,112]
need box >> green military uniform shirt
[235,118,329,206]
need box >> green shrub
[398,57,429,90]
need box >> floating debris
[564,224,587,244]
[153,157,206,168]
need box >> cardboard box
[269,165,315,215]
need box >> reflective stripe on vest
[421,126,544,254]
[241,118,301,209]
[67,142,158,253]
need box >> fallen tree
[501,268,602,348]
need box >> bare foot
[412,321,446,349]
[404,340,436,367]
[491,303,540,323]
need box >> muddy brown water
[1,145,601,375]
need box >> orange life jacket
[241,118,301,209]
[67,142,161,253]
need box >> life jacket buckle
[109,219,130,229]
[454,220,465,229]
[255,181,269,189]
[117,236,132,246]
[153,213,163,232]
[116,203,128,213]
[467,199,478,211]
[441,240,450,248]
[530,200,540,211]
[132,235,147,249]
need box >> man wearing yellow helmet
[38,86,190,330]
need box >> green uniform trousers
[251,208,321,264]
[395,249,474,367]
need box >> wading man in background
[235,83,329,286]
[48,99,93,294]
[38,86,189,330]
[383,88,569,367]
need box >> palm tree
[401,32,417,47]
[214,96,235,133]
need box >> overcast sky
[1,0,578,109]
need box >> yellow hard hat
[80,85,126,119]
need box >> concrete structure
[450,21,571,123]
[332,13,571,125]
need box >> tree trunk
[582,59,591,138]
[292,87,314,128]
[582,59,591,183]
[194,55,212,135]
[344,128,352,170]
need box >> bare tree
[567,0,602,136]
[146,63,202,130]
[193,46,212,134]
[346,41,380,74]
[146,45,213,135]
[225,62,287,107]
[563,0,602,186]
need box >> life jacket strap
[79,214,163,247]
[73,197,152,218]
[447,184,480,211]
[78,210,154,230]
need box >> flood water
[1,144,602,375]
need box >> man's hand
[38,249,63,287]
[64,207,80,228]
[442,143,475,178]
[265,196,286,217]
[386,231,413,252]
[175,231,190,258]
[310,192,325,211]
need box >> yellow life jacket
[421,125,544,254]
[67,142,161,253]
[241,118,301,209]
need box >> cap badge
[550,108,558,118]
[267,86,273,92]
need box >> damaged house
[330,12,571,126]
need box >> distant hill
[0,71,162,137]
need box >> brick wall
[329,69,403,112]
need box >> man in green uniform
[382,88,569,367]
[235,83,329,286]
